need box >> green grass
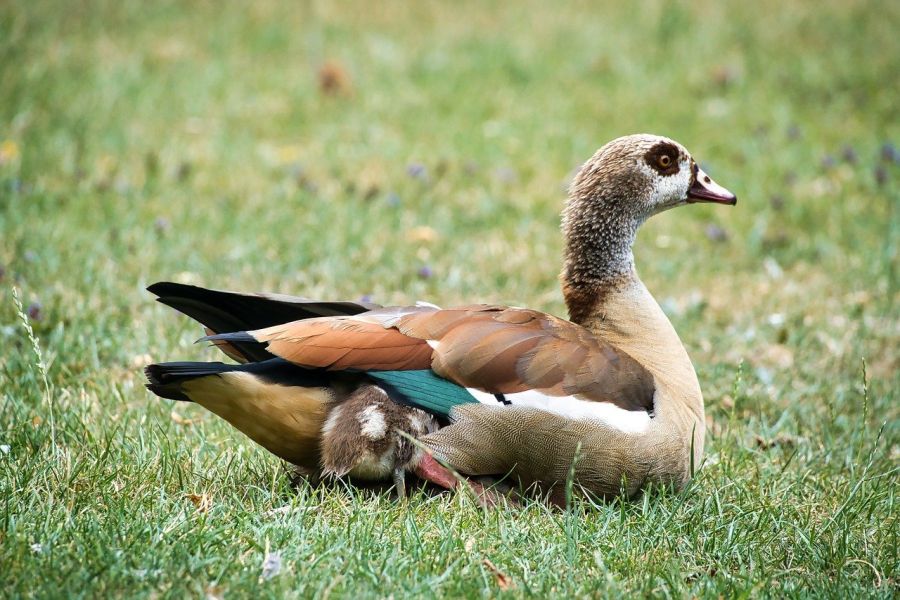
[1,0,898,596]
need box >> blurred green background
[1,0,897,597]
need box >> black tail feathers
[198,331,259,345]
[148,282,377,363]
[144,358,332,402]
[144,361,237,401]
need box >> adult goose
[145,134,736,499]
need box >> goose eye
[643,143,681,174]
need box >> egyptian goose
[145,134,736,499]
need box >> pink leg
[413,453,459,490]
[413,454,514,508]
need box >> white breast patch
[465,387,651,434]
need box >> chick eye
[658,154,673,168]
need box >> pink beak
[687,165,737,205]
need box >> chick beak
[687,165,737,205]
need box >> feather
[148,282,378,362]
[145,357,335,468]
[231,304,654,413]
[367,370,478,418]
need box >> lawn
[1,0,898,596]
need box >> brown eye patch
[644,143,680,176]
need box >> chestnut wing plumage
[235,305,655,416]
[247,307,434,371]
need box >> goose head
[562,134,736,318]
[568,134,736,224]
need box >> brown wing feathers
[251,316,434,371]
[403,307,654,409]
[227,305,655,412]
[429,322,547,392]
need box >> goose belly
[184,372,331,468]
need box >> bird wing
[217,304,655,413]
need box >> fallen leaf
[275,144,302,165]
[318,61,351,95]
[847,291,871,306]
[0,139,20,164]
[260,551,282,581]
[763,257,783,279]
[754,433,801,450]
[131,568,162,580]
[710,64,741,88]
[176,161,192,182]
[174,271,199,284]
[761,344,794,369]
[407,225,438,243]
[171,410,197,426]
[32,415,42,427]
[264,506,293,517]
[482,558,515,590]
[185,492,212,512]
[131,353,153,368]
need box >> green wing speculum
[366,369,479,418]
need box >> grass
[1,0,898,596]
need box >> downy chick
[320,384,438,497]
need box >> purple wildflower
[406,163,428,181]
[27,301,42,322]
[840,145,858,164]
[705,224,728,243]
[494,167,517,183]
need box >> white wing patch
[465,387,651,434]
[466,387,503,406]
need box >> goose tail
[145,361,237,401]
